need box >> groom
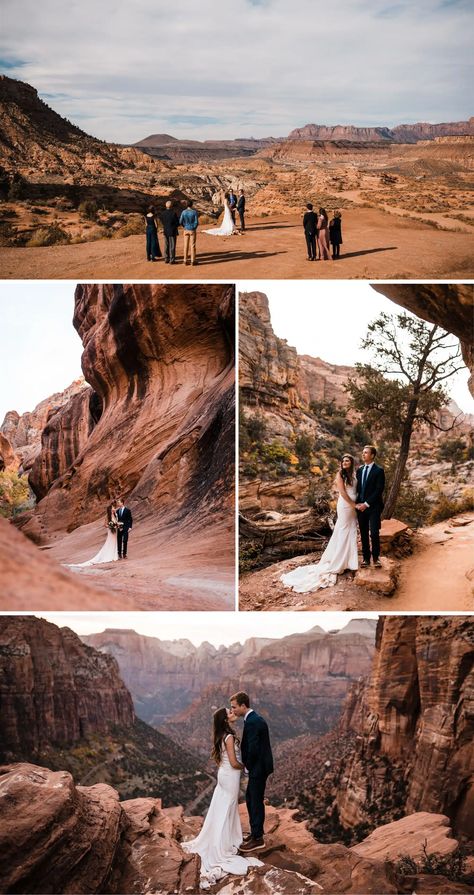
[356,445,385,568]
[230,691,273,853]
[116,497,133,559]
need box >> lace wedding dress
[281,482,358,592]
[66,525,118,568]
[203,200,236,236]
[183,736,263,889]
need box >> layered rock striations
[1,377,88,472]
[22,283,234,539]
[337,616,474,842]
[288,119,474,143]
[0,615,134,756]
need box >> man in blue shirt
[179,199,199,265]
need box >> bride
[183,708,263,889]
[66,502,119,568]
[281,454,358,592]
[203,191,240,237]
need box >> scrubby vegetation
[0,471,32,518]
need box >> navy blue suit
[356,463,385,562]
[117,506,133,558]
[241,710,273,840]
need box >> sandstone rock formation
[83,622,376,754]
[287,120,474,143]
[337,616,474,843]
[351,812,458,862]
[372,284,474,397]
[1,377,88,472]
[7,283,234,610]
[0,432,18,471]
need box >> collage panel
[0,611,473,895]
[238,281,474,611]
[0,282,236,612]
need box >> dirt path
[1,208,472,280]
[395,515,474,610]
[239,514,474,611]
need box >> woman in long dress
[203,192,240,236]
[183,708,263,889]
[317,207,331,261]
[144,205,162,261]
[66,502,119,568]
[281,454,358,592]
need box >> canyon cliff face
[84,623,376,752]
[337,616,474,842]
[1,378,88,472]
[288,120,474,142]
[23,283,234,537]
[0,616,134,756]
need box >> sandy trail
[1,208,472,280]
[239,514,474,612]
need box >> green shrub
[394,841,474,886]
[429,488,474,524]
[78,199,99,220]
[295,434,313,470]
[0,471,32,518]
[437,436,468,465]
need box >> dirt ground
[1,208,473,280]
[239,514,474,611]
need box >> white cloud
[1,0,471,141]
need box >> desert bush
[239,539,264,574]
[394,842,474,886]
[295,434,313,470]
[114,213,145,238]
[429,488,474,524]
[27,224,70,247]
[392,482,430,528]
[246,413,267,444]
[78,199,99,220]
[437,436,468,464]
[259,441,294,468]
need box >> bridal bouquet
[108,520,118,532]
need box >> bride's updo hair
[211,707,239,765]
[339,454,355,486]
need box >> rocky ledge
[1,763,472,895]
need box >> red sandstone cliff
[337,616,474,843]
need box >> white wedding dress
[65,526,118,568]
[183,736,263,889]
[281,482,358,592]
[203,200,236,236]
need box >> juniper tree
[346,311,464,519]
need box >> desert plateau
[0,283,235,610]
[1,76,473,280]
[0,613,473,894]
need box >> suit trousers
[183,230,196,264]
[246,775,267,839]
[358,507,381,562]
[305,232,316,259]
[164,234,176,262]
[117,528,129,557]
[238,210,245,231]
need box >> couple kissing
[183,691,273,889]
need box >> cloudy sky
[1,0,471,142]
[2,611,381,644]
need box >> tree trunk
[383,400,418,519]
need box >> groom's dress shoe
[240,837,265,852]
[361,560,370,568]
[374,559,382,568]
[242,832,252,843]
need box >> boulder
[351,812,458,862]
[354,557,398,595]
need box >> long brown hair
[340,454,355,486]
[211,708,239,765]
[106,502,114,523]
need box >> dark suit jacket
[117,506,133,531]
[303,211,318,235]
[237,195,245,212]
[228,193,237,209]
[241,710,274,780]
[160,209,179,237]
[356,464,385,511]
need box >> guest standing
[303,202,318,261]
[160,200,180,264]
[329,211,343,259]
[317,207,331,261]
[237,190,246,231]
[179,200,199,266]
[144,205,162,262]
